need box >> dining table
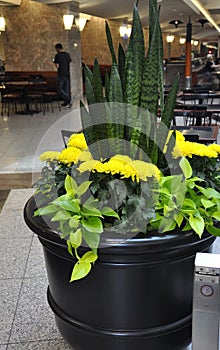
[179,90,220,105]
[6,79,46,115]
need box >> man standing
[54,43,72,107]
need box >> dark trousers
[57,75,71,104]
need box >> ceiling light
[166,34,175,43]
[169,20,183,28]
[75,18,87,31]
[179,37,186,44]
[75,13,91,31]
[0,17,5,32]
[193,40,199,46]
[119,24,132,39]
[63,15,74,30]
[197,19,209,27]
[188,0,220,33]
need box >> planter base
[48,288,191,350]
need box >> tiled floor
[0,102,82,175]
[0,103,220,349]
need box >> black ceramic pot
[24,196,215,350]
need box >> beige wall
[1,0,182,70]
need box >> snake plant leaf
[80,100,97,148]
[125,3,145,107]
[84,74,96,105]
[80,101,103,159]
[93,58,104,103]
[84,64,93,85]
[105,21,117,65]
[161,74,179,128]
[124,4,145,155]
[118,43,126,98]
[140,0,163,116]
[104,70,110,101]
[109,63,123,103]
[155,74,180,166]
[109,63,125,153]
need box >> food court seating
[1,83,23,116]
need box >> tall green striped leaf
[105,21,117,64]
[125,4,145,107]
[118,43,126,99]
[93,58,104,103]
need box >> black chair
[1,83,23,116]
[184,134,200,142]
[61,130,74,148]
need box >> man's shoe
[61,102,68,106]
[66,103,72,109]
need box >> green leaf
[81,206,102,217]
[70,261,91,282]
[159,217,176,233]
[82,228,101,250]
[81,251,98,263]
[67,240,73,256]
[179,157,192,179]
[196,186,220,199]
[201,199,215,209]
[77,181,92,197]
[81,216,103,234]
[69,216,80,229]
[34,204,58,216]
[101,206,120,219]
[189,215,204,237]
[212,212,220,221]
[206,225,220,237]
[69,229,82,248]
[51,210,71,222]
[65,175,77,195]
[175,213,184,227]
[182,198,196,209]
[105,21,117,64]
[52,198,80,213]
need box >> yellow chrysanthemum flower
[77,160,102,173]
[76,150,93,163]
[164,130,185,153]
[67,133,87,150]
[78,154,160,183]
[58,147,83,164]
[173,141,218,159]
[39,151,60,162]
[208,144,220,154]
[131,160,161,181]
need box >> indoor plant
[24,1,220,349]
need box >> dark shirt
[54,51,72,77]
[204,60,215,73]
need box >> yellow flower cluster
[40,133,92,166]
[67,133,87,150]
[39,151,60,162]
[78,154,161,182]
[58,147,84,164]
[173,140,219,159]
[166,130,220,159]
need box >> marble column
[64,1,83,100]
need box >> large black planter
[24,196,215,350]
